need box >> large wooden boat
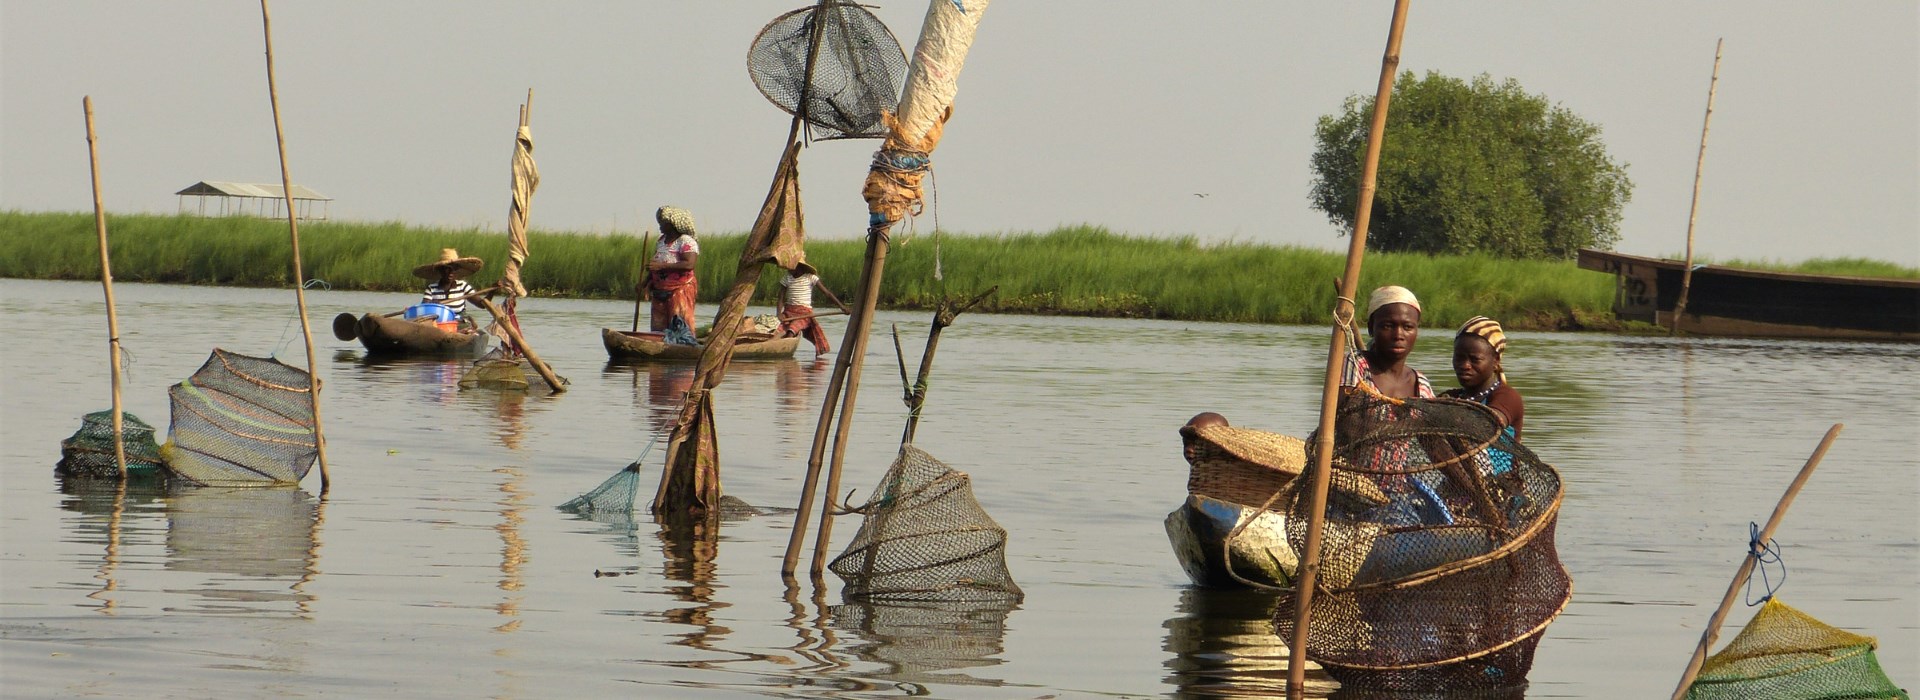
[1577,249,1920,342]
[601,328,800,362]
[355,314,490,356]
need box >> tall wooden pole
[82,97,128,478]
[1671,424,1842,700]
[1286,2,1411,697]
[260,0,331,492]
[1671,39,1722,335]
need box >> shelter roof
[175,181,331,201]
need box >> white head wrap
[1366,286,1421,318]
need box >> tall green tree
[1309,71,1632,259]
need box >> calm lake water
[2,278,1915,698]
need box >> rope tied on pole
[1742,521,1787,606]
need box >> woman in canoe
[1442,315,1523,440]
[1343,285,1433,399]
[416,248,483,322]
[642,206,700,345]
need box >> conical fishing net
[1685,599,1908,700]
[57,410,167,478]
[829,445,1022,602]
[1274,394,1570,693]
[748,2,908,140]
[163,349,318,487]
[559,437,661,518]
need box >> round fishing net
[748,2,908,140]
[1685,599,1908,699]
[164,349,319,487]
[829,445,1022,602]
[57,410,168,478]
[1273,394,1571,693]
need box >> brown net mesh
[163,349,319,487]
[57,410,168,479]
[828,445,1022,602]
[1274,394,1570,693]
[747,3,907,140]
[1686,599,1908,699]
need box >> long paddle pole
[1671,39,1722,335]
[259,0,330,492]
[1286,2,1410,697]
[468,295,566,392]
[82,97,127,478]
[632,231,651,333]
[1670,424,1842,700]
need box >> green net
[829,445,1022,602]
[1686,599,1908,699]
[57,410,168,478]
[164,349,319,487]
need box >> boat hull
[1164,493,1297,589]
[601,327,800,362]
[1578,249,1920,342]
[357,313,489,357]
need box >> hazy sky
[4,1,1916,264]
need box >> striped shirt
[423,279,476,317]
[779,273,818,307]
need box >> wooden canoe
[356,313,490,357]
[1165,493,1297,589]
[1577,248,1920,342]
[601,327,800,362]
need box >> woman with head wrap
[1341,285,1434,399]
[641,206,701,345]
[1443,316,1523,439]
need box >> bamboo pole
[898,287,994,444]
[808,234,891,576]
[469,295,566,392]
[82,97,128,478]
[1670,424,1842,700]
[1671,39,1723,335]
[259,0,331,491]
[1286,2,1411,697]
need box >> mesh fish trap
[164,349,318,487]
[748,3,908,140]
[829,445,1022,602]
[1686,599,1909,700]
[1274,394,1571,693]
[57,410,168,478]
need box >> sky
[3,1,1916,264]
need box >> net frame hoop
[1322,479,1565,595]
[746,2,906,140]
[1311,593,1572,672]
[172,384,318,447]
[1315,397,1512,476]
[1693,641,1877,685]
[213,349,313,395]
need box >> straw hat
[413,248,484,280]
[1188,425,1390,507]
[790,259,818,276]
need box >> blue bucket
[403,303,456,322]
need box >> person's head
[1365,286,1422,362]
[1180,412,1230,461]
[656,206,696,241]
[1453,316,1508,391]
[789,260,817,278]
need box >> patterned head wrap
[656,206,696,237]
[1458,316,1507,355]
[1366,286,1421,318]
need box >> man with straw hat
[641,206,701,345]
[415,248,484,321]
[777,258,847,356]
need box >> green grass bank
[7,211,1908,330]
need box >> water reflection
[163,486,322,616]
[58,477,167,615]
[828,597,1020,691]
[1164,588,1337,699]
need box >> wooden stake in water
[1671,39,1723,334]
[259,0,331,491]
[1670,424,1842,700]
[1288,2,1411,697]
[82,96,127,478]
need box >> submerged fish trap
[164,349,319,487]
[829,445,1022,602]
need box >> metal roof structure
[175,180,332,220]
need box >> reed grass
[12,210,1902,330]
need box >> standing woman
[642,206,701,345]
[1343,285,1434,399]
[1443,316,1523,439]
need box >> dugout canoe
[355,313,490,357]
[1577,248,1920,342]
[1165,493,1297,589]
[601,328,800,362]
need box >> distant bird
[1193,193,1210,199]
